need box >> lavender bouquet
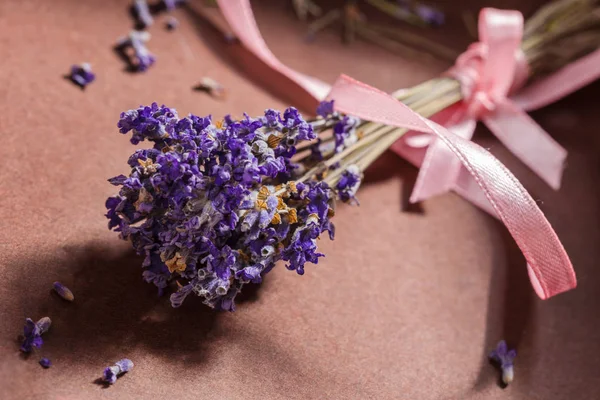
[106,102,361,310]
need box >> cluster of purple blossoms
[106,103,344,310]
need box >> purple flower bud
[316,100,335,118]
[39,358,52,368]
[53,281,75,301]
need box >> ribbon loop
[412,8,567,200]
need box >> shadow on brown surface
[181,2,320,114]
[7,245,265,367]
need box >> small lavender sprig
[103,358,134,384]
[116,31,155,72]
[20,317,51,353]
[489,340,517,385]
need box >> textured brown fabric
[1,1,599,399]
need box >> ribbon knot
[450,43,501,119]
[409,8,567,203]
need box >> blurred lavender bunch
[106,101,362,311]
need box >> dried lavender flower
[165,16,179,31]
[106,104,347,310]
[39,358,52,368]
[20,317,51,353]
[69,63,95,88]
[489,340,517,385]
[133,0,153,28]
[103,359,134,384]
[53,281,74,301]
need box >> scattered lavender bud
[69,63,95,88]
[489,340,517,385]
[134,0,153,28]
[165,16,179,31]
[39,358,52,368]
[20,317,51,353]
[53,281,74,302]
[195,77,226,99]
[103,359,134,384]
[116,31,156,72]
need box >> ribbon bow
[409,9,567,203]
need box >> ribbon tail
[216,0,330,100]
[484,101,567,190]
[328,74,576,299]
[410,119,476,203]
[512,48,600,111]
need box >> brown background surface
[1,0,599,399]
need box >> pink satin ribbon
[215,0,578,298]
[409,9,569,204]
[217,0,331,100]
[328,75,576,299]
